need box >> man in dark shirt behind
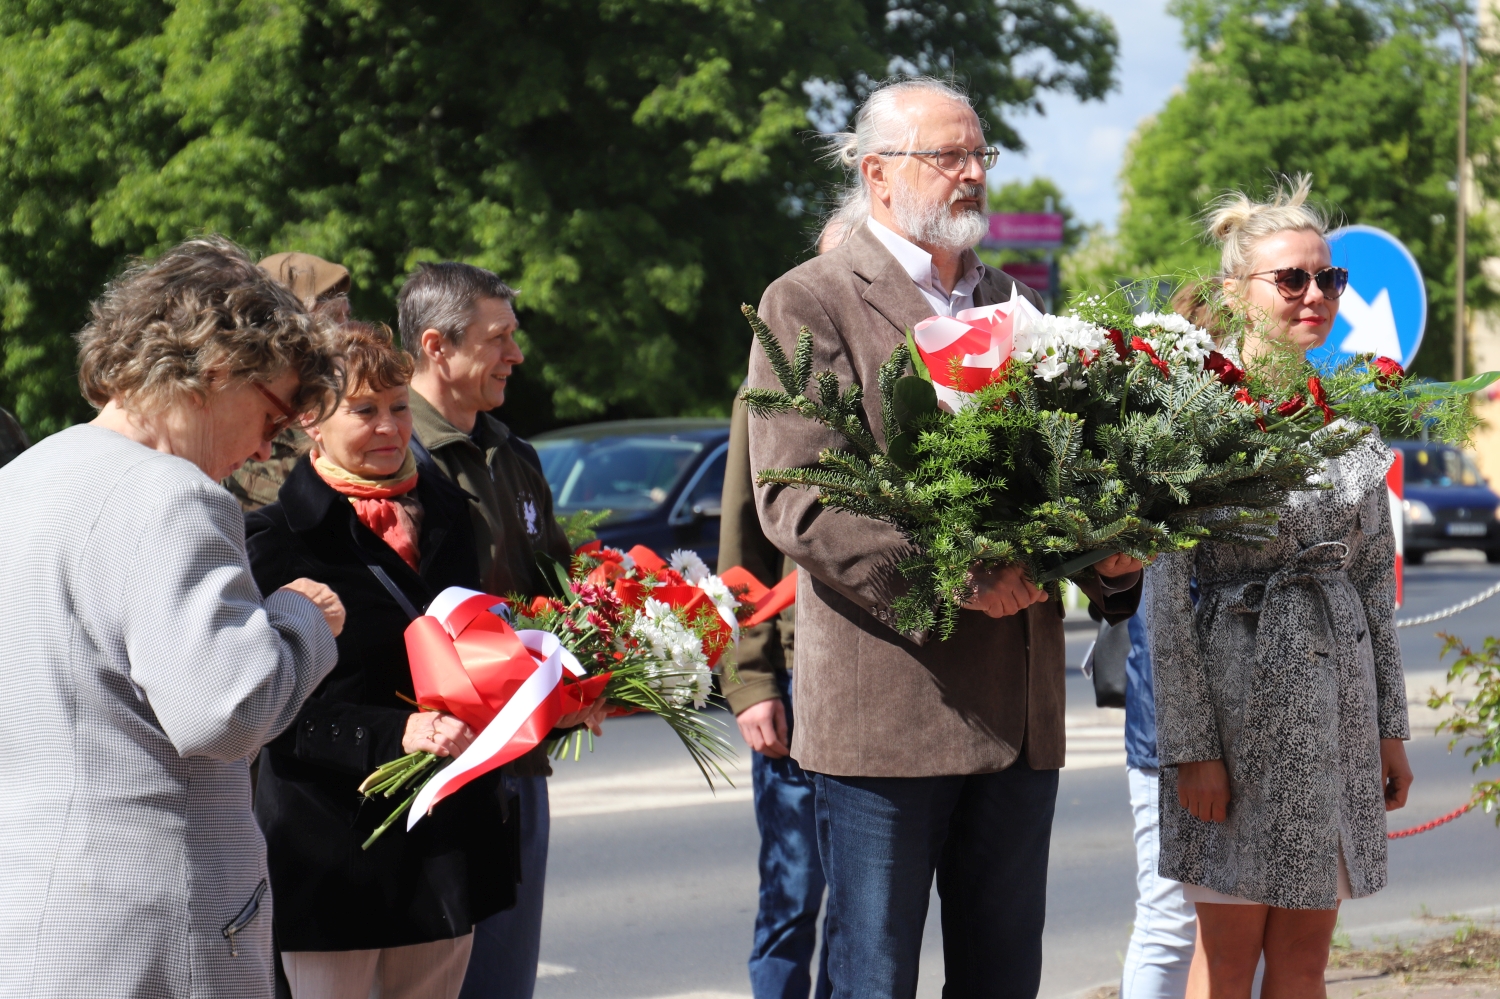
[398,261,606,999]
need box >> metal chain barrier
[1386,577,1500,836]
[1393,578,1500,628]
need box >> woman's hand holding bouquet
[357,541,794,848]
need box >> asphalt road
[535,553,1500,999]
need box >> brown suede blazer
[747,222,1141,778]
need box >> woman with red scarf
[246,323,518,999]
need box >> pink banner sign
[1000,261,1053,293]
[984,213,1065,249]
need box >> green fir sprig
[741,296,1364,638]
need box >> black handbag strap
[366,563,421,622]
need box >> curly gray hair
[76,235,341,420]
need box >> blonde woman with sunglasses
[1147,177,1413,999]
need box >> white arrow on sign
[1337,285,1402,359]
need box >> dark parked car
[1391,440,1500,564]
[532,418,731,565]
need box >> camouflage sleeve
[221,428,309,512]
[0,407,29,469]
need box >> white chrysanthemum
[632,598,713,707]
[1033,354,1070,382]
[1134,311,1195,335]
[1026,314,1107,355]
[1016,314,1105,382]
[668,548,711,584]
[1167,329,1215,364]
[1135,312,1216,364]
[696,573,743,637]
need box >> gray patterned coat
[1146,430,1408,909]
[0,426,338,998]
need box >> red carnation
[1307,375,1335,425]
[1204,350,1245,386]
[1234,387,1254,406]
[1106,329,1131,360]
[1275,395,1305,418]
[1372,356,1406,389]
[1130,336,1171,376]
[529,595,567,616]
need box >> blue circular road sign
[1306,225,1427,372]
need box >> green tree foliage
[0,0,1118,439]
[1115,0,1497,378]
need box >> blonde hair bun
[1205,174,1329,276]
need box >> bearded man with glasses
[745,78,1144,999]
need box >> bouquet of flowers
[357,543,794,848]
[741,289,1493,639]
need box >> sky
[988,0,1195,230]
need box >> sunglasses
[1245,266,1349,301]
[252,381,300,443]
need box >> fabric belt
[1220,541,1351,619]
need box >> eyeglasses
[878,145,1001,172]
[252,381,300,443]
[1246,266,1349,301]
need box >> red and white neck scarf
[313,449,422,569]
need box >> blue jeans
[459,775,549,999]
[814,761,1059,999]
[749,685,831,999]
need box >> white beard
[891,181,988,252]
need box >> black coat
[246,456,519,951]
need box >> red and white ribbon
[405,587,591,830]
[912,287,1042,411]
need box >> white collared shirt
[865,217,986,318]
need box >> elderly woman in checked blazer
[1148,178,1414,999]
[0,237,346,999]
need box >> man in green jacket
[399,261,604,999]
[720,394,830,999]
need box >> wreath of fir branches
[739,297,1375,638]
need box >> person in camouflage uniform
[0,407,30,468]
[223,252,351,511]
